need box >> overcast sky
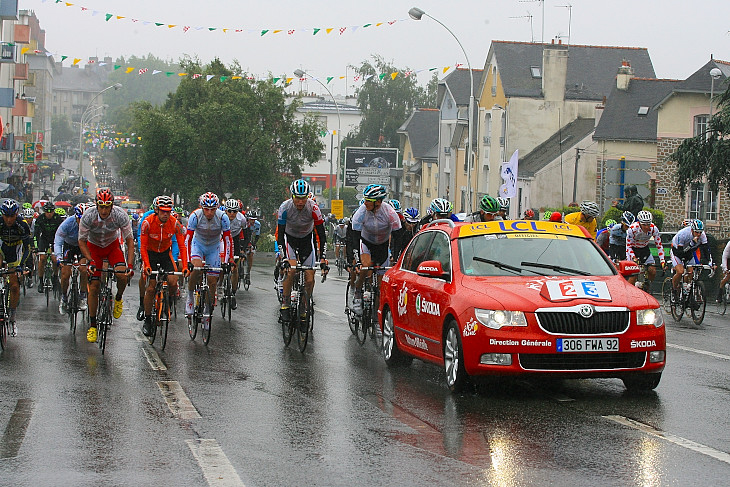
[29,0,730,97]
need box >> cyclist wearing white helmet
[718,239,730,303]
[608,211,635,261]
[242,208,261,287]
[670,219,714,298]
[224,199,246,291]
[625,210,665,288]
[496,197,510,220]
[277,179,328,322]
[350,184,401,314]
[564,201,600,239]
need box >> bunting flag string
[41,0,406,38]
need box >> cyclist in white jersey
[224,199,247,292]
[670,219,714,298]
[243,209,261,283]
[184,192,232,316]
[276,179,328,322]
[350,184,401,314]
[625,210,665,287]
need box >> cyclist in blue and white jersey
[609,211,634,261]
[55,203,92,315]
[670,219,714,297]
[184,192,232,316]
[350,184,402,314]
[277,179,328,322]
[419,198,461,229]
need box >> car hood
[458,274,655,311]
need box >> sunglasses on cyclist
[225,209,238,213]
[96,201,113,207]
[292,195,308,200]
[44,209,54,213]
[364,198,379,203]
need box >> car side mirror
[618,260,640,277]
[417,260,448,280]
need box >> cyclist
[402,207,420,248]
[333,218,349,268]
[34,201,64,293]
[523,208,536,220]
[78,188,135,343]
[609,211,635,261]
[21,207,36,287]
[625,210,665,287]
[184,192,232,322]
[418,198,460,229]
[464,195,501,223]
[564,201,600,239]
[387,199,407,262]
[717,239,730,303]
[139,195,188,337]
[595,219,616,255]
[0,199,32,337]
[277,179,328,322]
[242,208,261,287]
[55,203,91,315]
[497,197,510,220]
[224,199,246,291]
[350,184,401,314]
[670,219,714,300]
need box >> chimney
[616,59,633,91]
[542,39,569,102]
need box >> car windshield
[458,234,614,277]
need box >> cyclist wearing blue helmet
[386,199,407,262]
[276,179,328,323]
[0,199,32,337]
[608,211,635,261]
[349,184,402,314]
[670,219,715,298]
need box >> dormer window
[530,66,541,78]
[637,106,649,116]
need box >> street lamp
[409,7,475,213]
[709,67,722,117]
[78,83,122,181]
[702,67,722,221]
[294,69,341,212]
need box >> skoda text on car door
[379,219,666,392]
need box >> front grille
[536,311,629,335]
[519,352,646,371]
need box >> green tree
[670,81,730,195]
[51,115,75,146]
[118,58,324,217]
[343,56,437,152]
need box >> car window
[402,232,435,272]
[424,231,451,275]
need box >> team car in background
[378,219,666,392]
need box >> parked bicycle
[662,264,714,326]
[149,265,184,350]
[281,261,328,353]
[188,265,222,346]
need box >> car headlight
[637,308,663,327]
[474,309,527,330]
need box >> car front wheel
[444,320,470,392]
[382,308,412,367]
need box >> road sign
[35,143,43,161]
[331,200,344,220]
[23,143,34,163]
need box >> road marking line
[667,343,730,361]
[143,346,167,371]
[317,308,336,317]
[0,399,33,459]
[186,439,245,487]
[604,415,730,465]
[157,381,201,419]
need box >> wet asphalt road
[2,264,730,486]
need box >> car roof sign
[458,220,588,239]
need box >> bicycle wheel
[220,293,227,319]
[45,278,50,307]
[690,281,707,326]
[346,283,357,336]
[69,284,79,334]
[337,258,344,277]
[661,277,673,314]
[188,290,200,341]
[671,287,685,322]
[244,268,251,291]
[148,292,160,345]
[160,291,170,351]
[370,293,383,352]
[355,302,367,345]
[0,318,6,351]
[98,294,110,354]
[296,288,311,352]
[201,289,212,346]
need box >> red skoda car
[378,219,665,392]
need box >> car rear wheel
[444,320,470,393]
[622,373,661,392]
[382,308,412,367]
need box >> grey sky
[31,0,729,97]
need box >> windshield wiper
[520,261,591,276]
[473,256,524,275]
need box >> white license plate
[557,338,619,352]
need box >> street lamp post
[294,69,342,212]
[702,67,722,221]
[409,7,475,213]
[78,83,122,182]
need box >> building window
[491,67,497,96]
[694,115,709,138]
[530,66,541,78]
[689,182,718,221]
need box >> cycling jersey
[671,226,710,264]
[34,213,64,250]
[564,211,597,239]
[54,216,81,259]
[608,224,628,246]
[140,213,188,271]
[79,206,134,248]
[229,212,247,238]
[0,218,32,267]
[626,222,664,262]
[185,208,232,264]
[722,241,730,271]
[277,199,324,238]
[352,202,402,245]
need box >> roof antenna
[556,4,573,46]
[509,11,534,43]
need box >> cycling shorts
[232,236,242,257]
[360,238,390,268]
[671,248,700,268]
[283,233,316,267]
[147,250,177,280]
[37,236,54,253]
[87,240,126,279]
[62,244,84,264]
[609,244,626,261]
[191,239,221,273]
[631,246,655,266]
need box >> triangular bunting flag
[165,72,174,77]
[105,13,112,21]
[313,28,320,35]
[379,73,386,80]
[391,72,398,80]
[73,58,81,65]
[114,65,121,70]
[206,75,214,81]
[220,76,229,82]
[326,77,334,84]
[326,28,333,34]
[155,23,163,27]
[261,30,269,36]
[443,67,450,74]
[152,70,161,75]
[126,67,134,73]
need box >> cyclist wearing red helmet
[78,187,135,343]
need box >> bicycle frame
[149,266,184,349]
[188,265,222,345]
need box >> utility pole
[572,148,582,204]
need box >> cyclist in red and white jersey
[625,210,665,287]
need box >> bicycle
[716,272,730,315]
[242,244,254,291]
[632,263,662,293]
[95,268,117,354]
[148,265,184,350]
[219,262,235,321]
[0,267,19,351]
[40,246,60,307]
[666,264,714,326]
[187,265,222,346]
[280,261,328,353]
[273,255,285,304]
[62,259,87,334]
[346,265,389,349]
[334,242,346,277]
